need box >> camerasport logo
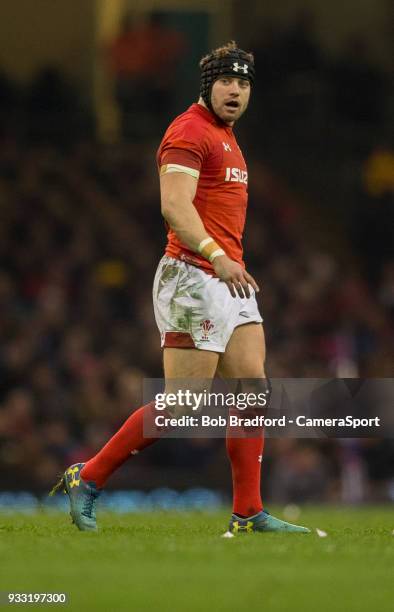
[200,319,214,341]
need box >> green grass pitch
[0,507,392,611]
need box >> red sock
[81,401,164,488]
[226,410,264,517]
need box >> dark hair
[199,41,254,69]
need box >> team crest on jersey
[200,319,214,341]
[222,142,232,152]
[225,167,248,184]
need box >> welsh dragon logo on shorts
[200,319,214,341]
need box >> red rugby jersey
[156,103,248,273]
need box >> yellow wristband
[198,238,225,262]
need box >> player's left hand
[212,254,260,298]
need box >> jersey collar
[191,103,233,133]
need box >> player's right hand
[212,254,260,298]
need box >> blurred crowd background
[0,0,393,504]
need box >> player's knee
[165,403,188,418]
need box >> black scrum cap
[200,46,255,110]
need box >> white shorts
[152,256,263,353]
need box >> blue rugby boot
[49,463,101,532]
[229,509,310,534]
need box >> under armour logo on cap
[232,62,248,74]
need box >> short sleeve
[158,116,211,178]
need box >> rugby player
[51,41,310,535]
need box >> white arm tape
[209,249,225,262]
[160,164,200,179]
[198,237,214,253]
